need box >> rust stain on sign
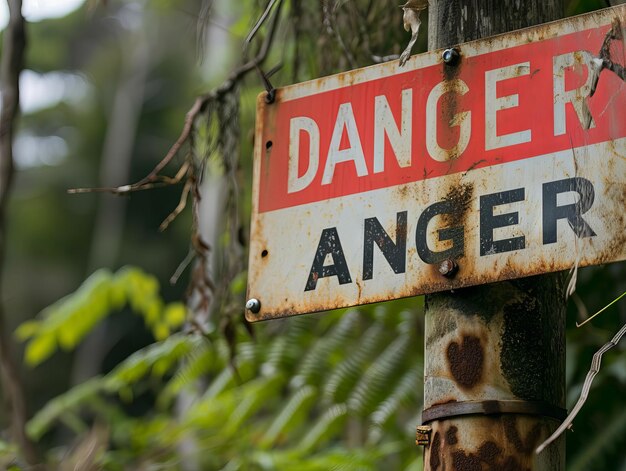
[247,6,626,321]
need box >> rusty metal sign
[246,6,626,321]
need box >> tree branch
[0,0,41,466]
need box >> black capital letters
[363,211,407,280]
[543,177,596,244]
[305,228,352,291]
[416,201,464,264]
[480,188,526,256]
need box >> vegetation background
[0,0,625,469]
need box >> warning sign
[247,6,626,320]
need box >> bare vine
[536,321,626,454]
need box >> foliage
[16,293,424,470]
[1,0,625,470]
[16,266,187,366]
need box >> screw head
[246,298,261,314]
[438,259,458,278]
[442,48,460,65]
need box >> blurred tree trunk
[0,0,40,465]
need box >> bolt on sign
[246,6,626,321]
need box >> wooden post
[422,1,566,469]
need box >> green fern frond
[370,365,421,427]
[200,351,259,401]
[237,340,259,365]
[202,366,239,400]
[183,386,239,431]
[260,316,319,377]
[290,310,360,390]
[402,409,424,439]
[183,374,284,438]
[259,385,318,449]
[284,316,318,348]
[158,340,215,408]
[322,322,387,404]
[347,334,411,416]
[123,415,182,454]
[222,374,285,438]
[296,404,348,455]
[368,366,422,443]
[271,441,405,471]
[396,309,419,337]
[261,336,290,376]
[285,449,374,471]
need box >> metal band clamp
[421,399,567,424]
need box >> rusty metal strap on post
[421,400,567,424]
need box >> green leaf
[222,374,285,437]
[152,322,170,341]
[24,333,56,366]
[290,310,360,390]
[14,320,40,341]
[106,334,198,387]
[17,266,190,367]
[164,303,187,328]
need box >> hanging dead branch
[67,0,408,330]
[68,0,285,333]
